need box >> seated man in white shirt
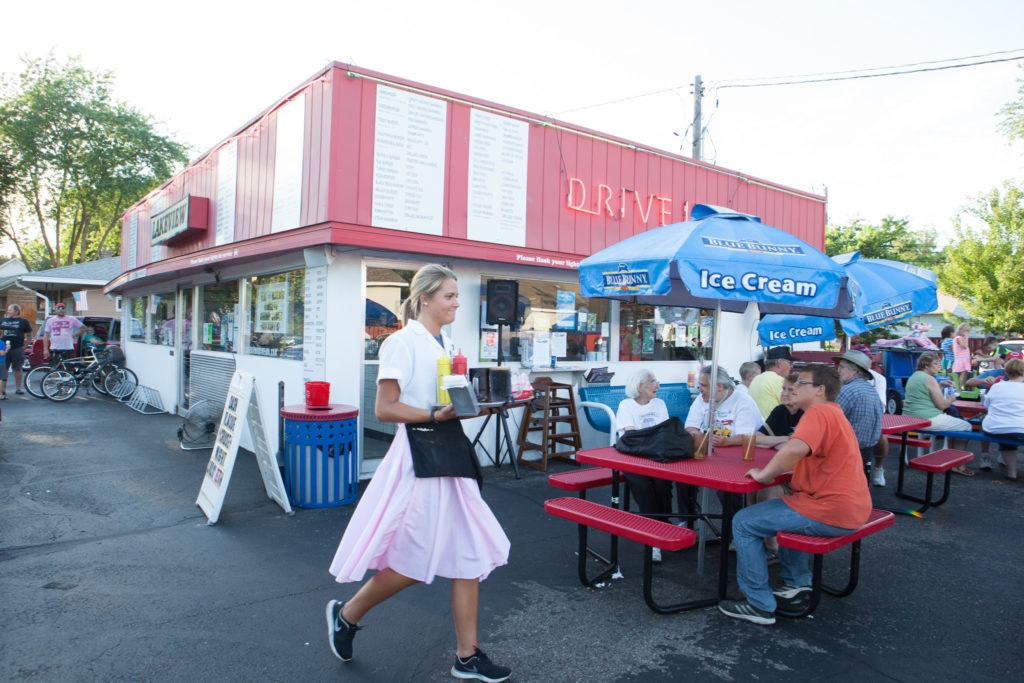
[678,365,764,521]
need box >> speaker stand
[496,323,504,367]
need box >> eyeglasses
[794,380,815,386]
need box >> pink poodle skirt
[329,424,510,584]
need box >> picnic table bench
[775,508,895,618]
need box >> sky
[3,0,1023,255]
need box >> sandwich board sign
[196,371,293,524]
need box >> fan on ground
[177,399,222,450]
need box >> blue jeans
[732,498,854,612]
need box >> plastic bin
[281,403,359,507]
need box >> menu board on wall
[127,211,138,269]
[254,281,290,334]
[215,139,237,246]
[302,265,327,381]
[271,97,305,234]
[371,85,447,235]
[466,109,528,246]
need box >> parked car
[1001,339,1024,358]
[25,316,124,369]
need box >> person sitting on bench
[616,368,672,562]
[717,365,872,625]
[902,352,974,476]
[981,357,1024,481]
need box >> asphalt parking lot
[1,391,1021,682]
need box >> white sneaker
[870,467,886,487]
[651,547,663,563]
[979,454,992,471]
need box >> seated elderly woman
[902,351,974,476]
[756,373,803,449]
[615,368,672,562]
[981,357,1024,480]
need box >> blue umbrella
[365,299,399,326]
[579,204,851,316]
[757,252,938,343]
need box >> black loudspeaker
[486,279,518,325]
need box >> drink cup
[693,432,709,460]
[741,433,756,461]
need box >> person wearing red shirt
[718,364,872,625]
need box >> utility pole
[692,74,704,161]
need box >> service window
[127,297,146,342]
[149,292,176,346]
[245,269,305,359]
[617,303,711,362]
[477,278,611,363]
[198,282,239,353]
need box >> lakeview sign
[150,195,210,246]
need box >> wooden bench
[544,497,697,613]
[774,508,894,618]
[895,448,974,514]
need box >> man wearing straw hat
[834,349,885,486]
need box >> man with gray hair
[735,361,762,396]
[833,349,885,486]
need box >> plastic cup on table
[741,433,756,461]
[694,432,709,460]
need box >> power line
[716,54,1024,90]
[550,48,1024,116]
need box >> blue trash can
[282,404,359,507]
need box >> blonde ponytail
[399,264,457,325]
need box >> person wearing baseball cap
[43,303,85,366]
[833,350,885,485]
[748,346,795,418]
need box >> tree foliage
[0,55,188,269]
[939,181,1024,334]
[825,215,944,271]
[997,64,1024,143]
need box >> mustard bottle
[436,354,452,405]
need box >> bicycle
[39,347,138,402]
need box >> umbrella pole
[696,301,724,575]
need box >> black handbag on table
[406,419,483,488]
[614,417,695,462]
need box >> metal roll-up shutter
[189,352,236,411]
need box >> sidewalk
[1,391,1020,681]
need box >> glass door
[362,261,416,464]
[177,287,194,411]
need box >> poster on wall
[371,85,447,235]
[215,139,237,245]
[555,290,576,329]
[196,371,293,525]
[254,281,290,334]
[127,211,138,270]
[466,109,528,246]
[271,97,306,233]
[302,265,327,381]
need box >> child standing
[951,323,972,389]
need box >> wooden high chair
[517,377,582,471]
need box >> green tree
[939,181,1024,333]
[0,55,188,269]
[825,215,944,270]
[997,64,1024,143]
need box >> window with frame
[364,267,411,361]
[149,292,176,346]
[477,278,611,363]
[246,269,305,359]
[128,297,146,341]
[198,282,239,352]
[617,303,711,362]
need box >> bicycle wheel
[42,369,79,401]
[104,367,139,399]
[90,365,113,396]
[25,365,52,398]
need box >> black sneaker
[325,600,360,662]
[717,599,776,625]
[451,647,511,682]
[772,583,812,599]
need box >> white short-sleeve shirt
[684,389,764,437]
[377,319,455,411]
[615,397,669,437]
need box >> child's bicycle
[35,347,138,402]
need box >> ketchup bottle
[452,349,468,375]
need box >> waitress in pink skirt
[326,264,511,682]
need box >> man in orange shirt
[718,364,872,625]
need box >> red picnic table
[575,444,791,612]
[952,399,986,419]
